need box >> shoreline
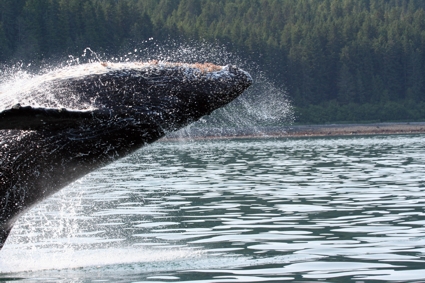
[163,122,425,141]
[284,122,425,138]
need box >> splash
[0,245,203,273]
[0,40,293,137]
[0,41,293,274]
[0,172,204,273]
[131,40,295,137]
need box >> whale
[0,62,252,249]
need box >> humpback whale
[0,62,252,249]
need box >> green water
[1,134,425,282]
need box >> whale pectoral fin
[0,105,107,131]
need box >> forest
[1,0,425,124]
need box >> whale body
[0,62,252,249]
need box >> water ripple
[2,134,425,282]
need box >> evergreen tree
[1,0,425,123]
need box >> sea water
[1,134,425,282]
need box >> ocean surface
[1,134,425,282]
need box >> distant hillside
[1,0,425,123]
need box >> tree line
[1,0,425,124]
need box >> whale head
[1,62,252,134]
[84,62,253,133]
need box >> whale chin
[0,61,252,249]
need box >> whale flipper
[0,106,111,131]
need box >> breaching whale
[0,62,252,249]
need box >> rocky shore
[283,122,425,137]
